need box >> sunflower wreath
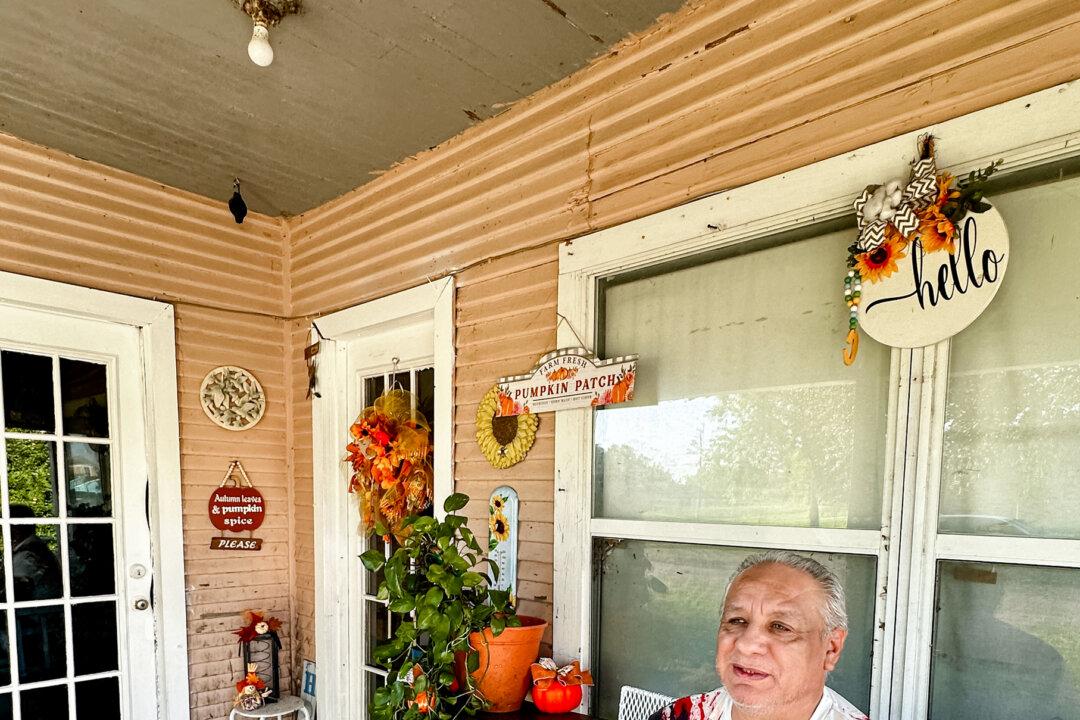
[476,385,538,469]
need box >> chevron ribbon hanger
[854,145,939,251]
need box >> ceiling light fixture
[233,0,302,67]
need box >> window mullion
[868,346,906,718]
[894,341,951,719]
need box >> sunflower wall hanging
[842,135,1009,363]
[476,385,538,469]
[345,389,433,537]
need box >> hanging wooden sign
[496,348,637,415]
[858,207,1008,348]
[209,460,265,551]
[841,136,1008,363]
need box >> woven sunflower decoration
[476,385,538,469]
[345,389,433,537]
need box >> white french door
[345,319,435,719]
[0,304,158,720]
[312,277,455,720]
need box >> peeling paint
[539,0,605,44]
[704,24,751,51]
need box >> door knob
[133,598,150,611]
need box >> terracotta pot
[466,616,547,712]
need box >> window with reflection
[590,224,890,718]
[0,350,122,719]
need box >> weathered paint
[4,0,1080,709]
[0,0,684,215]
[0,131,292,720]
[285,0,1080,666]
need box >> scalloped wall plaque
[200,366,266,431]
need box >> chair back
[617,686,676,720]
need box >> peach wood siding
[0,131,292,720]
[285,0,1080,665]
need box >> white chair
[229,694,311,720]
[617,685,675,720]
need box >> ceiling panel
[0,0,685,215]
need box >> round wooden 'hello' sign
[858,204,1009,348]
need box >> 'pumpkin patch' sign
[496,348,637,415]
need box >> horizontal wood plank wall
[0,131,291,720]
[286,0,1080,665]
[455,247,559,647]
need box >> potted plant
[362,493,546,720]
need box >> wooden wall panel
[0,131,291,720]
[286,0,1080,667]
[454,249,559,646]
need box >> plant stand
[228,694,311,720]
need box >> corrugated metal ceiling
[0,0,685,216]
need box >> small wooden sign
[497,348,637,414]
[209,460,265,551]
[210,536,263,551]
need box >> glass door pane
[1,350,122,719]
[357,364,435,719]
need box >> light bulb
[247,20,274,67]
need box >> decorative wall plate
[200,366,266,431]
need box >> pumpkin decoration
[476,385,538,469]
[234,610,283,643]
[345,389,433,537]
[529,659,593,714]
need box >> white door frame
[312,277,455,720]
[554,79,1080,719]
[0,271,188,720]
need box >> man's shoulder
[647,688,728,720]
[822,687,869,720]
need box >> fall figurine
[235,662,271,710]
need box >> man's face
[715,563,847,717]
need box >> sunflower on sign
[345,389,433,537]
[854,227,908,283]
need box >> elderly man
[650,551,867,720]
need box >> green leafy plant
[943,159,1003,223]
[361,492,519,720]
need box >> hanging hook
[389,357,404,391]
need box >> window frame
[554,80,1080,718]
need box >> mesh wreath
[345,389,433,536]
[476,385,538,469]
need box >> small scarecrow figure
[234,662,271,710]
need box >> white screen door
[0,304,158,720]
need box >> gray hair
[725,550,848,634]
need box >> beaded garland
[842,268,863,365]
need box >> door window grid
[357,366,435,703]
[0,348,121,720]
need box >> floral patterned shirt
[648,686,868,720]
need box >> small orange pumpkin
[532,682,582,714]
